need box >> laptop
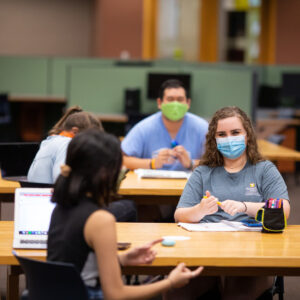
[13,188,56,249]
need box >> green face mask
[161,101,188,121]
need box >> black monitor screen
[257,85,281,108]
[281,73,300,98]
[0,142,39,177]
[147,73,191,99]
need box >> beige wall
[0,0,93,56]
[92,0,143,58]
[276,0,300,64]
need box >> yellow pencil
[203,195,221,206]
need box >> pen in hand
[202,195,222,207]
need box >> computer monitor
[257,85,281,108]
[281,73,300,107]
[0,142,40,178]
[147,73,191,99]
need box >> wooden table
[2,221,300,299]
[9,95,66,103]
[256,118,300,139]
[257,139,300,161]
[118,171,186,205]
[1,139,300,200]
[97,113,128,123]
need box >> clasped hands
[154,146,191,169]
[199,190,247,216]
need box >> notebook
[134,168,191,179]
[13,188,56,249]
[178,220,262,232]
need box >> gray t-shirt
[177,160,289,222]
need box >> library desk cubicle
[2,221,300,300]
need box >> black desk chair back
[13,251,89,300]
[256,276,284,300]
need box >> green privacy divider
[190,68,253,118]
[0,56,48,94]
[1,55,299,120]
[49,58,115,96]
[67,64,254,118]
[68,65,183,114]
[262,65,300,86]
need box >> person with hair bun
[48,129,203,300]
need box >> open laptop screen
[17,189,55,235]
[13,188,55,249]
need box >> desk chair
[13,251,89,300]
[257,276,284,300]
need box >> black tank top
[47,197,99,272]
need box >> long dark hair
[52,129,122,207]
[200,106,264,167]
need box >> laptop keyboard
[20,239,47,244]
[20,236,47,244]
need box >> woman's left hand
[220,200,247,216]
[120,238,163,266]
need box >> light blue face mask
[216,135,246,159]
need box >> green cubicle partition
[49,58,115,96]
[262,65,300,86]
[67,63,254,119]
[68,65,177,115]
[0,56,49,94]
[1,55,299,122]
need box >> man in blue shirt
[122,79,208,171]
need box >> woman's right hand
[198,190,219,216]
[168,262,203,289]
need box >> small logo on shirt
[245,183,260,196]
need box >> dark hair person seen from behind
[52,129,122,208]
[48,129,203,300]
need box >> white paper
[178,220,262,232]
[134,169,191,179]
